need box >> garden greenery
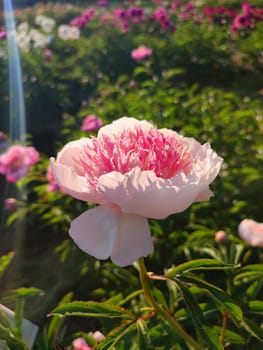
[0,1,263,349]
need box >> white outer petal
[50,158,99,202]
[69,205,119,260]
[98,117,153,137]
[111,213,153,266]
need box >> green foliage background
[0,1,263,349]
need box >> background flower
[238,219,263,247]
[131,45,152,61]
[0,144,39,182]
[81,115,103,132]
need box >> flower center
[76,126,193,185]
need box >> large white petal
[69,205,119,260]
[98,117,153,137]
[111,213,153,266]
[50,159,99,202]
[56,138,91,167]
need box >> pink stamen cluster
[76,126,193,187]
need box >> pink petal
[238,219,263,247]
[98,117,153,137]
[69,205,119,260]
[111,213,153,266]
[50,159,99,202]
[57,138,91,167]
[98,168,210,219]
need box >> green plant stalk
[14,297,25,337]
[137,257,204,350]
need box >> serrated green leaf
[166,259,236,277]
[137,319,154,350]
[51,301,135,319]
[94,321,136,350]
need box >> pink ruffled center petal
[75,126,193,190]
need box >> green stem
[137,257,204,350]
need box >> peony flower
[0,31,7,40]
[5,198,17,211]
[72,337,91,350]
[131,45,152,61]
[51,117,223,266]
[0,144,39,182]
[238,219,263,247]
[215,230,228,242]
[81,115,103,132]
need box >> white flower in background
[29,29,49,48]
[16,32,30,52]
[58,25,80,40]
[17,22,29,34]
[35,15,55,33]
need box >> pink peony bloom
[238,219,263,247]
[131,45,152,61]
[81,115,103,132]
[72,337,91,350]
[0,145,39,182]
[51,117,223,266]
[5,198,17,211]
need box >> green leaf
[50,301,135,319]
[0,252,15,277]
[172,278,223,350]
[179,274,243,322]
[166,259,236,277]
[137,319,154,350]
[213,326,245,345]
[0,324,30,350]
[246,300,263,315]
[240,318,263,342]
[47,292,73,346]
[94,321,136,350]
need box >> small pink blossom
[72,337,91,350]
[0,145,39,182]
[81,115,103,132]
[51,117,223,267]
[131,45,152,61]
[5,198,17,211]
[0,31,7,40]
[88,331,105,341]
[215,230,228,242]
[0,131,7,141]
[238,219,263,247]
[44,49,52,63]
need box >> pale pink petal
[50,159,99,202]
[111,213,153,266]
[98,168,211,219]
[56,138,91,167]
[238,219,263,247]
[69,205,119,260]
[98,117,153,137]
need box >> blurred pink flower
[0,131,7,141]
[44,49,52,63]
[215,230,228,242]
[131,45,152,61]
[51,117,223,266]
[72,337,91,350]
[0,145,39,182]
[88,331,105,341]
[81,115,103,132]
[0,31,7,40]
[5,198,17,211]
[238,219,263,247]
